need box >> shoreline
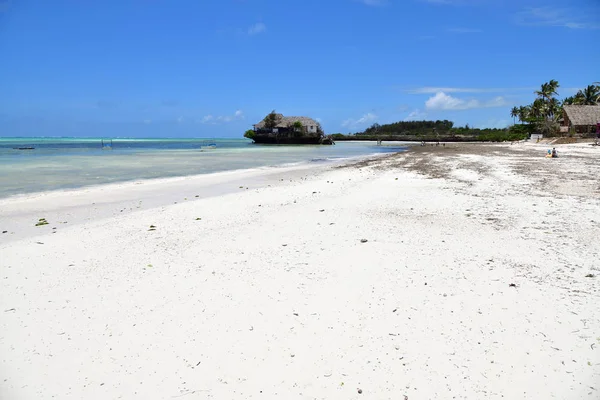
[0,145,403,201]
[1,141,598,399]
[0,150,399,204]
[0,151,400,243]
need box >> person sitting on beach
[551,148,558,158]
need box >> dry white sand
[1,142,599,399]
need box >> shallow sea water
[0,138,406,198]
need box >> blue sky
[0,0,598,137]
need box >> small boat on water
[200,141,217,150]
[13,147,35,150]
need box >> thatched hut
[252,113,327,144]
[562,105,600,136]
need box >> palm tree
[531,98,545,120]
[563,96,576,105]
[518,106,530,123]
[574,85,600,105]
[531,80,561,136]
[548,98,563,130]
[510,106,519,124]
[535,79,560,101]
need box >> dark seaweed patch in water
[379,146,407,153]
[310,158,336,163]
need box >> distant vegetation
[510,80,599,137]
[331,120,526,142]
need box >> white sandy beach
[1,142,599,399]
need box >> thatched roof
[563,105,600,126]
[254,114,320,129]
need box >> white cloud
[515,7,599,30]
[404,109,428,121]
[341,113,378,129]
[425,92,508,110]
[426,92,468,110]
[248,22,266,35]
[201,110,244,124]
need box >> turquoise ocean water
[0,138,406,198]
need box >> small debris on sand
[35,218,49,227]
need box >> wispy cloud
[404,109,428,121]
[448,27,482,33]
[425,92,508,110]
[341,113,378,129]
[406,86,533,94]
[515,7,599,30]
[359,0,389,6]
[422,0,484,5]
[248,22,266,35]
[200,110,244,124]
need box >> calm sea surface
[0,138,406,198]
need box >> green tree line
[333,120,519,141]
